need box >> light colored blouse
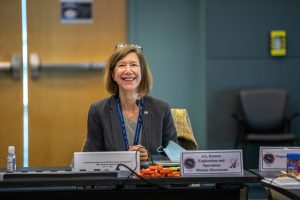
[124,118,142,146]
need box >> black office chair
[232,88,299,148]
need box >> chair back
[171,108,198,150]
[239,89,288,133]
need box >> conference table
[0,166,258,200]
[250,169,300,200]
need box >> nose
[122,65,134,75]
[124,64,134,71]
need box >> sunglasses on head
[115,43,143,52]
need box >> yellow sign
[270,30,286,56]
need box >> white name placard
[180,150,243,176]
[72,151,140,173]
[259,147,300,171]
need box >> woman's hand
[129,145,148,161]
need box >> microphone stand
[136,99,154,166]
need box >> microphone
[135,99,154,165]
[135,99,141,107]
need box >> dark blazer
[85,95,178,154]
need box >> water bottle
[7,146,16,173]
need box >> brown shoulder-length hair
[104,46,152,97]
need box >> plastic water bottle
[7,146,16,172]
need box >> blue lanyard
[115,98,144,151]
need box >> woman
[85,43,177,161]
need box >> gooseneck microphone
[135,99,154,165]
[135,99,141,106]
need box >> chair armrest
[284,112,300,132]
[232,113,246,148]
[231,113,244,123]
[290,112,300,120]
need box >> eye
[117,63,125,68]
[131,63,140,67]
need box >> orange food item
[149,165,163,171]
[151,173,162,178]
[139,165,181,178]
[163,170,180,177]
[140,169,155,174]
[140,174,151,178]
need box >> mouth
[121,77,136,81]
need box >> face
[112,52,142,94]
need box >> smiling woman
[105,44,151,97]
[84,44,178,162]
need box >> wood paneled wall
[0,0,126,167]
[27,0,126,166]
[0,0,23,168]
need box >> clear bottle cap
[8,146,15,154]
